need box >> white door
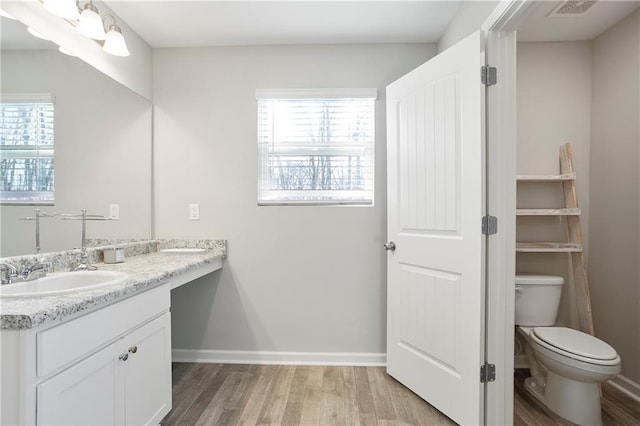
[386,31,486,425]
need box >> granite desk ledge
[0,240,226,330]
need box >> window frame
[0,93,55,205]
[256,88,377,206]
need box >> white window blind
[0,93,55,203]
[256,89,377,206]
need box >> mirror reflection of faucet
[18,209,58,254]
[61,209,112,271]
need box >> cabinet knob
[119,353,129,361]
[128,345,138,354]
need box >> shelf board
[517,173,576,182]
[516,242,583,253]
[516,208,581,216]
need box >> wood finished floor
[162,363,640,426]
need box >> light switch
[189,204,200,220]
[109,204,120,220]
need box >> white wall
[589,9,640,384]
[1,50,152,256]
[516,42,592,328]
[153,44,436,358]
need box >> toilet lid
[532,327,618,360]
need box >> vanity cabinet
[37,313,171,425]
[1,284,172,425]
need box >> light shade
[27,27,50,41]
[103,24,129,57]
[76,3,106,40]
[58,46,76,57]
[43,0,80,21]
[0,9,18,20]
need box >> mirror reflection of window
[0,93,55,203]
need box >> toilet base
[524,373,603,425]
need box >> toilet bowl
[515,275,621,425]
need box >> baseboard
[609,375,640,403]
[172,349,387,366]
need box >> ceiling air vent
[549,0,598,16]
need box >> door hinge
[482,215,498,235]
[480,363,496,383]
[481,65,497,86]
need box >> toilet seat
[530,327,620,366]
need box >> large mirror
[0,16,152,257]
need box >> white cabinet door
[37,339,126,425]
[37,313,172,426]
[124,313,172,425]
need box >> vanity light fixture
[76,1,106,40]
[43,0,80,21]
[40,0,130,57]
[102,15,129,57]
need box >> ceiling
[517,0,639,42]
[2,1,639,50]
[106,1,462,48]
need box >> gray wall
[0,50,152,256]
[517,10,640,385]
[589,10,640,384]
[437,1,500,53]
[153,44,435,356]
[516,41,593,328]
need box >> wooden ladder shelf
[516,143,595,336]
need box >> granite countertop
[0,240,226,330]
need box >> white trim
[255,88,378,99]
[484,29,517,426]
[172,349,386,366]
[0,93,54,103]
[609,375,640,403]
[481,2,540,425]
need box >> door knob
[119,353,129,362]
[383,241,396,251]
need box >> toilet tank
[515,275,564,326]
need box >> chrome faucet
[61,209,109,271]
[0,263,18,284]
[18,209,58,254]
[0,261,53,284]
[21,262,53,281]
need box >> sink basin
[0,271,129,298]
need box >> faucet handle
[40,261,54,273]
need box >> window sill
[1,200,55,207]
[258,200,372,207]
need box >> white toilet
[515,274,621,425]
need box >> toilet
[515,274,621,425]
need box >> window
[0,94,54,203]
[257,88,376,205]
